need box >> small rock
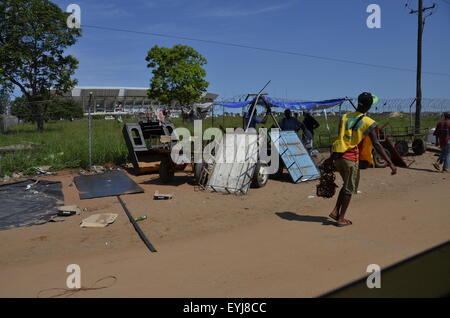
[0,176,10,183]
[91,165,105,173]
[12,172,22,179]
[35,166,53,175]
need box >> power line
[82,24,450,78]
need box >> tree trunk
[30,100,45,132]
[36,115,44,132]
[181,108,186,124]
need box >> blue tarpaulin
[215,96,345,111]
[217,100,253,108]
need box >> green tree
[146,45,209,115]
[47,99,84,120]
[0,0,81,131]
[11,96,32,121]
[11,97,83,121]
[0,86,10,114]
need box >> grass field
[0,113,440,177]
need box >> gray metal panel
[270,130,320,183]
[74,170,144,199]
[206,132,258,195]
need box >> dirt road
[0,152,449,297]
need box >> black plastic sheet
[0,180,64,231]
[74,170,144,200]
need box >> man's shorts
[334,158,360,195]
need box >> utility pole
[409,0,435,134]
[88,92,93,170]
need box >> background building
[56,87,219,116]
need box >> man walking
[303,112,320,147]
[324,92,397,227]
[244,104,270,130]
[433,112,450,173]
[280,109,312,147]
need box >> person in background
[433,112,450,173]
[323,92,396,227]
[279,109,312,144]
[303,112,320,148]
[244,104,270,130]
[157,108,165,123]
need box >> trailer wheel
[270,156,284,179]
[395,140,409,156]
[159,157,174,183]
[412,139,426,156]
[373,148,391,168]
[251,162,269,188]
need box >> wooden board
[381,138,408,168]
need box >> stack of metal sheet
[269,130,320,183]
[206,132,258,195]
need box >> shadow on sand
[400,166,441,173]
[140,175,194,187]
[275,211,335,226]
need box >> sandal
[329,214,339,221]
[335,219,353,227]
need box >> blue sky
[54,0,450,100]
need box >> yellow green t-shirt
[332,112,378,154]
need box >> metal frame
[270,130,321,183]
[206,132,259,195]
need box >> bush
[11,98,83,122]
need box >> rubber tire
[270,156,284,179]
[251,162,269,188]
[395,140,409,156]
[412,139,426,156]
[159,157,174,183]
[359,160,370,170]
[373,148,391,168]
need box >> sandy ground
[0,151,449,298]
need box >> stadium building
[58,87,219,116]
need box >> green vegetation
[0,86,10,114]
[0,113,441,177]
[12,98,84,121]
[0,0,80,131]
[146,45,209,111]
[0,119,129,177]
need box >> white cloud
[88,2,132,19]
[200,2,294,18]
